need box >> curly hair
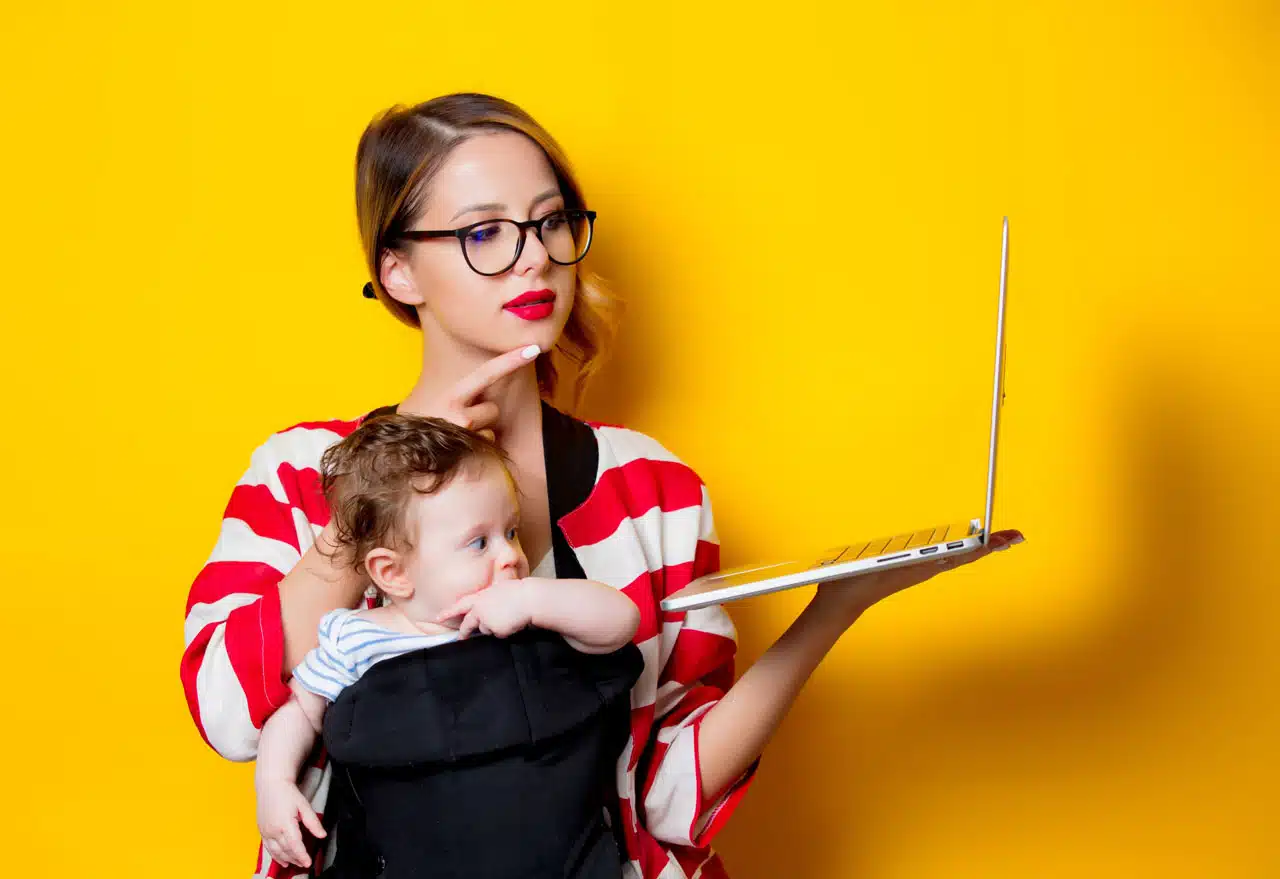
[319,413,509,573]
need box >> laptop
[661,217,1011,613]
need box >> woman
[180,93,1023,879]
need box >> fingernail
[521,345,540,359]
[995,535,1024,551]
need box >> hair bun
[362,282,376,299]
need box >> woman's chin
[491,322,565,355]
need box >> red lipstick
[503,289,555,321]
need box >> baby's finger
[298,803,327,839]
[265,836,303,869]
[435,595,475,623]
[452,594,479,616]
[459,609,480,638]
[263,838,284,866]
[282,828,311,868]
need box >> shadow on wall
[594,329,1231,875]
[735,352,1233,876]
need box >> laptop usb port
[919,546,939,555]
[947,541,965,550]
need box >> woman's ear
[365,547,414,600]
[380,250,425,308]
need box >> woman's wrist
[695,594,862,800]
[805,583,873,631]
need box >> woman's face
[382,131,578,359]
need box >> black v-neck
[361,401,597,580]
[539,400,597,580]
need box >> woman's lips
[504,289,555,321]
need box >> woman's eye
[541,212,566,231]
[467,223,502,245]
[468,536,488,552]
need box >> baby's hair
[319,414,509,574]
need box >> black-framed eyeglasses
[399,209,597,277]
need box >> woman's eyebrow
[448,188,560,222]
[450,201,505,221]
[528,188,562,209]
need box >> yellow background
[2,1,1277,875]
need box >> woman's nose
[513,228,550,275]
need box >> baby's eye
[506,527,518,542]
[468,536,488,552]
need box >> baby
[255,413,642,878]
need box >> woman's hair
[355,93,618,406]
[319,413,509,574]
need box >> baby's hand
[435,579,544,639]
[257,779,326,868]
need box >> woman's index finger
[453,345,540,404]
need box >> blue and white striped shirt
[292,608,459,703]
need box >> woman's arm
[180,424,361,761]
[278,526,366,671]
[694,529,1025,801]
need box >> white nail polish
[521,345,540,359]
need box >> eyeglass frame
[402,208,596,275]
[361,209,598,298]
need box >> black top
[322,630,642,879]
[319,402,626,879]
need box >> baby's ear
[365,548,414,600]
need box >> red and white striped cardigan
[180,402,755,878]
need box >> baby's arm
[437,578,640,653]
[255,681,329,868]
[527,578,640,654]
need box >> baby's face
[402,456,529,621]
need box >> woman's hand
[412,344,541,441]
[811,528,1025,625]
[693,528,1024,802]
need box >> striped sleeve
[566,425,757,856]
[180,422,345,761]
[639,484,755,848]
